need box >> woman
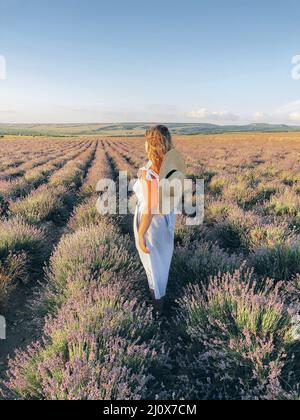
[133,125,177,315]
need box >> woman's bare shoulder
[137,168,147,179]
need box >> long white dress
[133,161,176,300]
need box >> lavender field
[0,133,300,400]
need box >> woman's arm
[138,174,158,254]
[138,213,153,254]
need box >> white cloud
[277,100,300,114]
[289,112,300,122]
[186,108,209,119]
[186,108,239,122]
[253,112,268,121]
[1,99,300,125]
[271,100,300,124]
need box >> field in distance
[1,122,300,137]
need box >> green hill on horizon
[1,122,300,137]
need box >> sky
[0,0,300,124]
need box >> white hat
[159,149,186,214]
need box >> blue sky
[0,0,300,124]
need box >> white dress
[133,161,176,300]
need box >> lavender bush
[10,185,67,224]
[213,206,262,252]
[250,240,300,281]
[43,222,144,311]
[68,197,100,230]
[6,284,169,400]
[173,267,300,400]
[0,252,27,309]
[0,217,47,308]
[168,240,243,305]
[0,217,46,267]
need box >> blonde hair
[145,125,174,173]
